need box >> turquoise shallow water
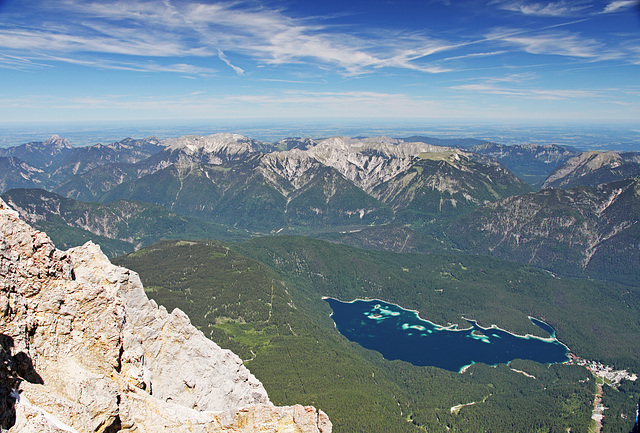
[325,298,569,372]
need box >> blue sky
[0,0,639,124]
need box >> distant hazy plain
[1,119,639,151]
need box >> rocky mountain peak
[19,134,74,154]
[163,133,269,156]
[309,136,450,159]
[99,136,161,151]
[43,134,73,150]
[573,150,623,168]
[299,137,453,192]
[0,198,331,432]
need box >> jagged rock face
[372,151,532,219]
[0,199,331,432]
[160,134,453,195]
[303,137,450,192]
[260,149,320,191]
[542,150,640,189]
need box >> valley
[114,235,640,432]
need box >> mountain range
[1,133,638,286]
[0,134,532,232]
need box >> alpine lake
[325,298,569,372]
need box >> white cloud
[0,28,203,57]
[503,34,600,57]
[601,1,637,13]
[488,72,538,82]
[1,0,635,81]
[436,51,507,63]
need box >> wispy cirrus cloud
[2,0,634,78]
[486,72,539,83]
[451,82,601,99]
[39,54,218,75]
[490,0,591,16]
[0,53,51,71]
[0,26,206,57]
[0,0,459,76]
[601,0,638,13]
[486,28,619,60]
[217,50,244,76]
[183,4,456,74]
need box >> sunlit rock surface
[0,198,331,432]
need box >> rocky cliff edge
[0,198,331,432]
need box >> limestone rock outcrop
[0,198,331,432]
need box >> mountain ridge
[86,134,530,232]
[1,133,636,287]
[542,150,640,189]
[447,177,640,285]
[1,188,249,256]
[0,135,74,169]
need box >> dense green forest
[114,237,640,432]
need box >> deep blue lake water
[325,298,569,372]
